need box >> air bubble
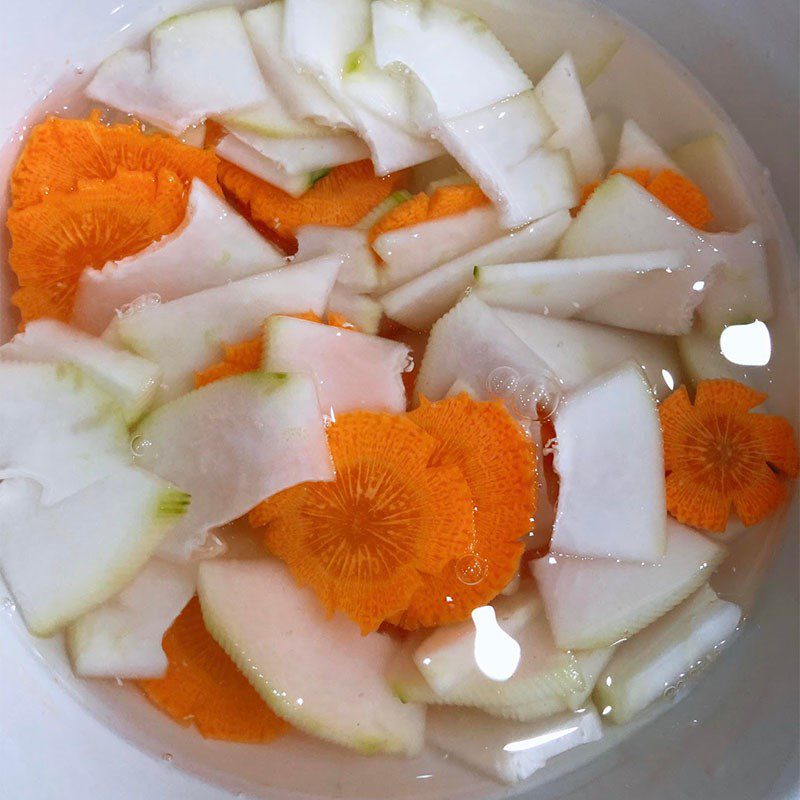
[161,752,174,763]
[486,366,519,398]
[512,373,562,421]
[663,685,678,700]
[129,435,154,458]
[1,597,16,613]
[403,354,415,373]
[455,553,488,586]
[192,533,227,561]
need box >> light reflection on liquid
[503,724,578,753]
[471,605,522,682]
[720,320,772,366]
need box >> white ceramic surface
[0,2,797,799]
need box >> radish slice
[327,285,383,335]
[198,558,426,755]
[296,226,379,293]
[613,119,681,174]
[677,327,740,385]
[594,584,741,723]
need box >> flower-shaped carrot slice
[139,597,289,743]
[660,379,799,532]
[11,111,220,210]
[394,393,537,630]
[250,412,475,634]
[426,184,490,220]
[9,167,187,323]
[368,192,430,244]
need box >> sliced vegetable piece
[72,179,287,335]
[532,519,727,650]
[0,467,189,636]
[415,294,552,402]
[613,119,680,174]
[354,189,414,229]
[295,225,378,292]
[67,558,195,678]
[594,584,741,724]
[494,309,683,400]
[116,255,341,400]
[660,380,799,532]
[327,285,383,335]
[549,362,666,562]
[134,372,333,561]
[677,327,739,385]
[426,706,602,785]
[198,558,426,754]
[263,316,410,413]
[86,8,268,134]
[251,411,474,632]
[381,210,571,331]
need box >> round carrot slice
[139,597,289,743]
[368,192,430,244]
[9,167,187,323]
[394,393,537,630]
[646,169,713,230]
[11,111,220,210]
[250,412,475,634]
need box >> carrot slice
[139,597,289,743]
[11,111,220,210]
[9,167,187,323]
[427,184,490,220]
[368,192,430,244]
[394,393,537,629]
[217,159,412,239]
[660,380,799,532]
[250,412,476,634]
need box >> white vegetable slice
[0,467,189,636]
[116,255,341,401]
[550,362,666,562]
[415,294,551,402]
[0,363,129,505]
[296,225,378,292]
[198,558,426,755]
[0,320,160,424]
[594,585,741,723]
[66,558,196,679]
[86,8,268,134]
[243,2,351,128]
[677,327,739,385]
[354,189,413,230]
[381,210,571,331]
[374,205,503,291]
[613,119,681,174]
[134,372,333,561]
[327,285,383,334]
[532,519,727,650]
[371,0,532,122]
[494,309,683,400]
[263,316,410,413]
[534,52,604,184]
[427,706,603,785]
[72,180,287,336]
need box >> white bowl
[0,2,797,798]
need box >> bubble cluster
[486,366,562,422]
[116,292,162,319]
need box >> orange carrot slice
[139,597,289,743]
[9,167,187,323]
[660,379,799,532]
[394,393,537,630]
[426,184,490,220]
[250,412,475,634]
[368,192,430,244]
[11,111,220,210]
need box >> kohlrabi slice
[414,294,551,402]
[549,362,666,562]
[262,316,410,413]
[86,7,268,134]
[327,285,383,334]
[696,225,773,333]
[381,210,571,331]
[435,92,576,229]
[476,249,701,336]
[66,558,196,679]
[0,320,160,425]
[215,134,320,198]
[612,119,680,174]
[354,189,413,229]
[116,255,341,401]
[134,372,333,561]
[72,180,287,336]
[371,0,532,122]
[198,558,426,755]
[296,226,378,293]
[494,309,683,400]
[677,327,739,385]
[0,467,189,636]
[591,110,620,166]
[534,52,605,184]
[243,2,351,128]
[0,363,129,505]
[374,205,504,291]
[672,134,756,232]
[594,585,741,724]
[414,587,541,695]
[533,519,727,650]
[427,705,603,785]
